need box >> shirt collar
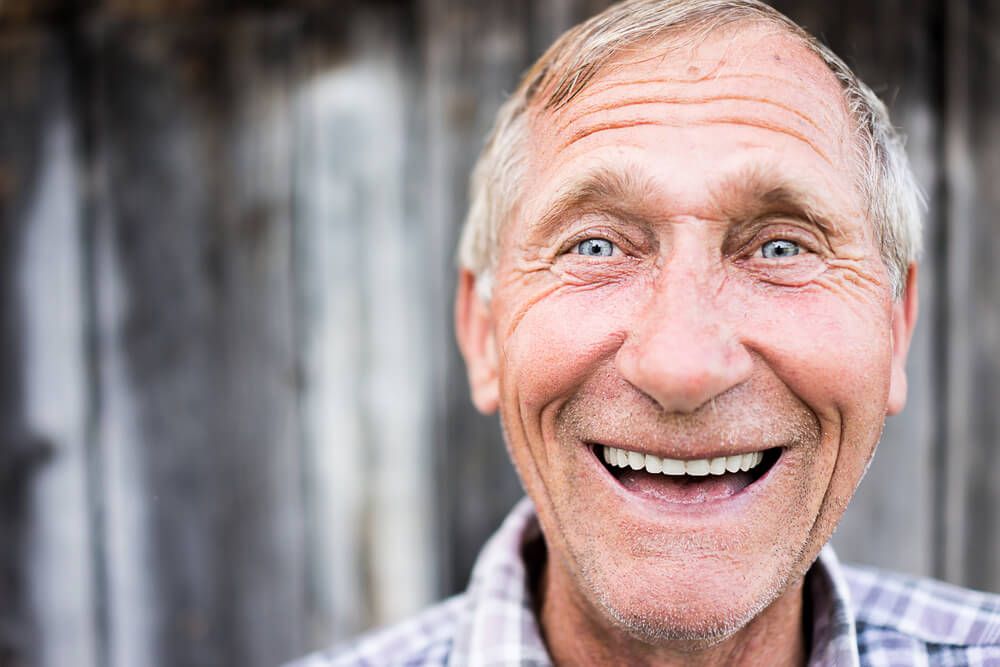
[808,546,861,667]
[451,497,861,667]
[450,497,550,666]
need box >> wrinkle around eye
[804,264,892,308]
[825,258,887,292]
[501,282,565,342]
[496,256,557,289]
[499,261,635,341]
[550,262,635,289]
[738,252,828,287]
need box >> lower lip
[585,445,785,519]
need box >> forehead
[520,24,862,224]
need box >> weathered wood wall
[0,1,997,665]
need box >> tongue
[617,469,754,504]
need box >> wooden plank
[0,29,56,667]
[349,2,439,628]
[91,16,305,666]
[291,2,441,646]
[765,0,941,580]
[4,30,100,667]
[420,0,535,597]
[1,29,102,667]
[943,0,1000,594]
[290,16,369,648]
[0,2,334,23]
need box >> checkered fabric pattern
[286,498,1000,666]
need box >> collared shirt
[288,498,1000,666]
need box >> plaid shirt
[288,498,1000,666]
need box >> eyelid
[736,219,828,257]
[557,225,636,256]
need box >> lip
[582,440,787,522]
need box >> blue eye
[576,238,615,257]
[760,239,801,259]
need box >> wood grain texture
[420,0,533,596]
[293,4,438,649]
[943,0,1000,594]
[0,1,328,22]
[91,17,304,667]
[291,13,370,649]
[349,5,439,630]
[6,30,99,667]
[0,29,51,667]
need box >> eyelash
[744,225,820,258]
[559,228,632,257]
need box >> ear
[886,263,919,415]
[455,269,499,414]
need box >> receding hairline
[514,14,865,215]
[523,5,818,113]
[516,22,865,236]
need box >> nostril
[615,332,753,415]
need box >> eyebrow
[531,163,845,240]
[711,165,845,238]
[531,165,661,239]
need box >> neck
[537,561,808,667]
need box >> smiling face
[456,24,917,652]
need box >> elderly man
[293,0,1000,665]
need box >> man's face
[458,27,916,642]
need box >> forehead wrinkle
[557,72,848,142]
[541,29,853,161]
[573,72,840,108]
[558,118,675,151]
[695,116,834,166]
[557,114,834,166]
[551,93,826,139]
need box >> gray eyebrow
[710,165,847,238]
[531,164,661,238]
[531,162,847,241]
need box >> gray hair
[457,0,923,300]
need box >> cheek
[735,284,894,544]
[499,283,641,411]
[739,284,894,415]
[735,282,893,477]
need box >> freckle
[774,54,782,62]
[687,65,700,76]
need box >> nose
[615,262,753,414]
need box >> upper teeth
[602,446,765,476]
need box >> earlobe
[887,264,919,415]
[455,270,500,414]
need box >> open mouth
[592,444,782,504]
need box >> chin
[574,547,803,647]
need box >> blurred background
[1,0,998,665]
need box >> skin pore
[456,23,918,667]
